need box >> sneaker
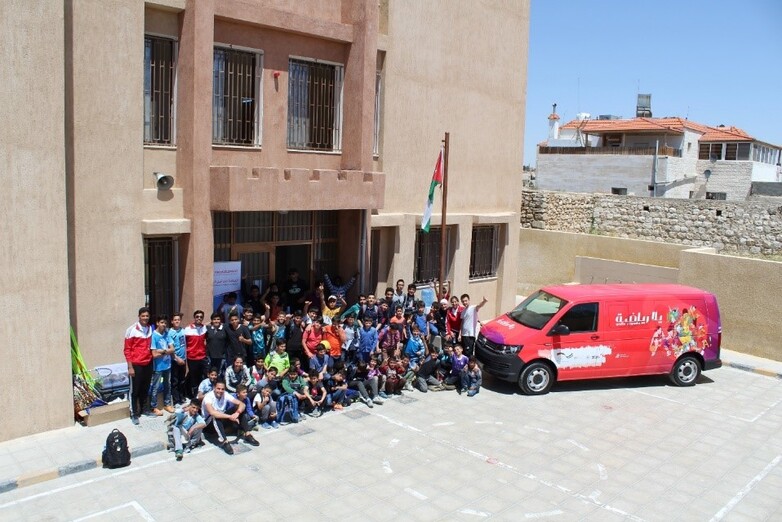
[175,451,183,461]
[333,403,344,411]
[222,441,234,455]
[403,384,413,392]
[271,421,280,429]
[143,410,157,417]
[244,434,260,447]
[457,387,464,395]
[442,384,456,391]
[378,392,389,399]
[163,405,175,413]
[152,408,165,416]
[372,397,384,405]
[261,422,272,430]
[361,396,374,408]
[131,416,140,425]
[467,389,479,397]
[430,385,445,392]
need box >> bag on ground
[102,428,131,468]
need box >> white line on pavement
[709,454,782,522]
[369,412,645,522]
[566,439,589,451]
[403,487,428,500]
[0,447,216,510]
[459,507,491,517]
[630,389,782,423]
[524,509,564,518]
[596,463,608,480]
[72,500,155,522]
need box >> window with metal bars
[373,70,382,156]
[414,227,452,283]
[213,47,262,146]
[144,237,178,317]
[469,225,500,279]
[144,36,175,145]
[287,58,344,151]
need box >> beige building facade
[1,0,529,441]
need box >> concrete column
[177,0,215,315]
[340,0,378,172]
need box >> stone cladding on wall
[521,189,782,256]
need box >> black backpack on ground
[102,428,131,469]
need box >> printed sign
[213,261,242,310]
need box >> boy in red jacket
[125,307,153,425]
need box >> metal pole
[439,132,449,298]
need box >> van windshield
[508,290,567,330]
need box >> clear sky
[523,0,782,166]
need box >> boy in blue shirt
[150,315,174,415]
[170,399,206,461]
[168,312,187,405]
[358,317,379,363]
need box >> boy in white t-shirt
[459,294,488,357]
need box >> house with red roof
[536,113,781,200]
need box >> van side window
[559,303,599,332]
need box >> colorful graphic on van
[649,305,708,357]
[541,345,612,369]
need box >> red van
[476,284,721,394]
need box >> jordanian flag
[421,148,444,233]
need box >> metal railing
[539,146,681,157]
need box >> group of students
[123,272,488,460]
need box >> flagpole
[439,132,449,299]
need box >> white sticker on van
[542,345,612,369]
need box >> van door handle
[590,335,599,340]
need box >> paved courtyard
[1,364,781,521]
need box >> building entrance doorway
[275,244,311,285]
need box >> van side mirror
[549,324,570,336]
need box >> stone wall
[521,189,782,256]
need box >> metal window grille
[414,227,452,283]
[213,48,261,146]
[469,225,500,279]
[373,71,382,156]
[144,36,175,145]
[287,58,344,151]
[706,192,727,200]
[144,238,177,317]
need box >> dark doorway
[275,244,311,287]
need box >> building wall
[693,160,754,200]
[521,189,782,256]
[0,2,74,441]
[518,228,782,361]
[536,154,654,196]
[70,0,146,367]
[376,0,529,315]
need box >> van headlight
[500,345,522,354]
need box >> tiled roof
[559,116,753,142]
[699,126,753,142]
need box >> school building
[1,0,528,441]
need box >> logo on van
[495,319,516,330]
[614,311,661,327]
[541,345,612,369]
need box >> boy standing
[358,317,379,363]
[150,315,175,416]
[124,307,153,425]
[168,312,187,404]
[184,311,207,402]
[459,294,488,357]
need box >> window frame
[558,302,599,333]
[414,226,453,284]
[143,34,178,146]
[212,43,263,148]
[373,70,382,157]
[469,225,501,280]
[287,56,345,153]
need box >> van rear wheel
[519,361,555,395]
[670,356,701,387]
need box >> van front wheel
[670,356,701,387]
[519,362,555,395]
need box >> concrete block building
[1,0,529,441]
[537,113,781,200]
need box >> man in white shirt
[201,380,246,455]
[459,294,488,357]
